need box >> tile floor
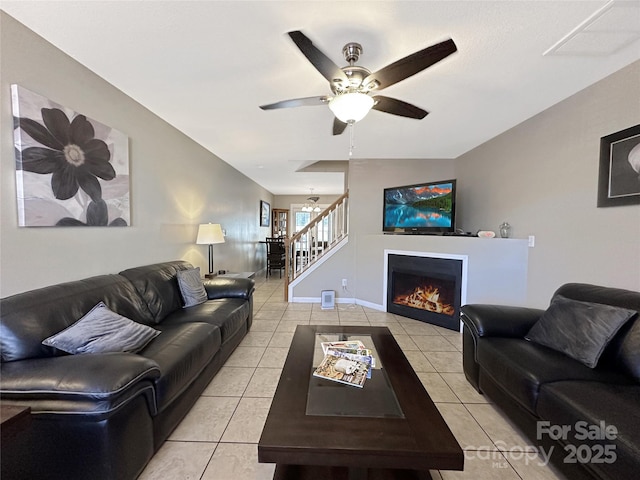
[139,276,567,480]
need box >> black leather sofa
[461,283,640,480]
[0,261,254,480]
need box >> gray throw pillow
[176,267,208,307]
[42,302,160,355]
[525,295,636,368]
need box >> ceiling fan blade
[260,96,330,110]
[288,31,349,87]
[363,38,457,91]
[372,96,428,119]
[333,117,348,136]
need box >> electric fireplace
[386,253,465,331]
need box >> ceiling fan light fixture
[329,92,374,123]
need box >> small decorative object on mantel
[597,124,640,207]
[11,85,130,227]
[477,231,496,238]
[499,222,511,238]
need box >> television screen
[383,179,456,234]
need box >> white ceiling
[3,1,639,195]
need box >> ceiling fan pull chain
[349,121,355,157]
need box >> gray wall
[456,60,640,306]
[0,13,272,297]
[293,63,639,308]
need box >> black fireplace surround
[387,254,463,331]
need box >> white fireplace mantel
[355,234,529,311]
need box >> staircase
[284,191,349,301]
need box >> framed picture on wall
[11,84,131,226]
[260,200,270,227]
[597,124,640,207]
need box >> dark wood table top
[258,325,463,476]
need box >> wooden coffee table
[258,325,463,479]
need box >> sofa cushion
[176,268,207,307]
[139,322,221,412]
[0,274,154,362]
[477,338,630,414]
[0,353,160,415]
[119,261,192,324]
[525,295,636,368]
[537,381,640,480]
[42,302,160,355]
[161,298,249,345]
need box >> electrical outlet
[528,235,535,248]
[342,278,347,288]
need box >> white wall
[0,13,273,297]
[456,60,640,306]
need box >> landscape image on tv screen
[384,182,454,230]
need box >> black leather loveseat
[0,261,254,480]
[461,283,640,480]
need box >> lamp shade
[329,92,374,123]
[196,223,225,244]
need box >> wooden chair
[265,237,286,278]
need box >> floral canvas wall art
[11,85,130,226]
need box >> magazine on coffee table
[313,352,369,388]
[325,348,374,379]
[320,340,366,355]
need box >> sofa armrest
[203,277,255,300]
[0,353,161,415]
[461,304,544,339]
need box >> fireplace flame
[394,285,455,316]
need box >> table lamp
[196,223,225,278]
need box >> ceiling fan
[260,31,457,135]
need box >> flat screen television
[383,179,457,234]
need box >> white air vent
[544,0,640,56]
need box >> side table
[217,272,255,279]
[1,405,31,442]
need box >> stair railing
[284,191,349,300]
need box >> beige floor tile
[425,351,464,372]
[435,403,494,450]
[310,311,340,322]
[138,440,215,480]
[224,346,266,368]
[446,334,463,351]
[169,396,239,442]
[250,319,280,332]
[365,312,399,322]
[465,403,536,452]
[401,321,442,335]
[275,320,307,333]
[339,320,371,327]
[404,350,437,372]
[433,325,463,336]
[268,332,294,347]
[440,452,521,479]
[240,331,274,347]
[338,312,369,321]
[392,334,419,350]
[440,373,489,404]
[378,322,407,335]
[221,397,272,443]
[280,311,311,322]
[417,372,460,403]
[337,304,365,312]
[413,335,460,352]
[505,451,568,480]
[202,366,255,397]
[202,443,275,480]
[259,303,287,312]
[286,303,313,311]
[257,347,290,368]
[244,368,282,397]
